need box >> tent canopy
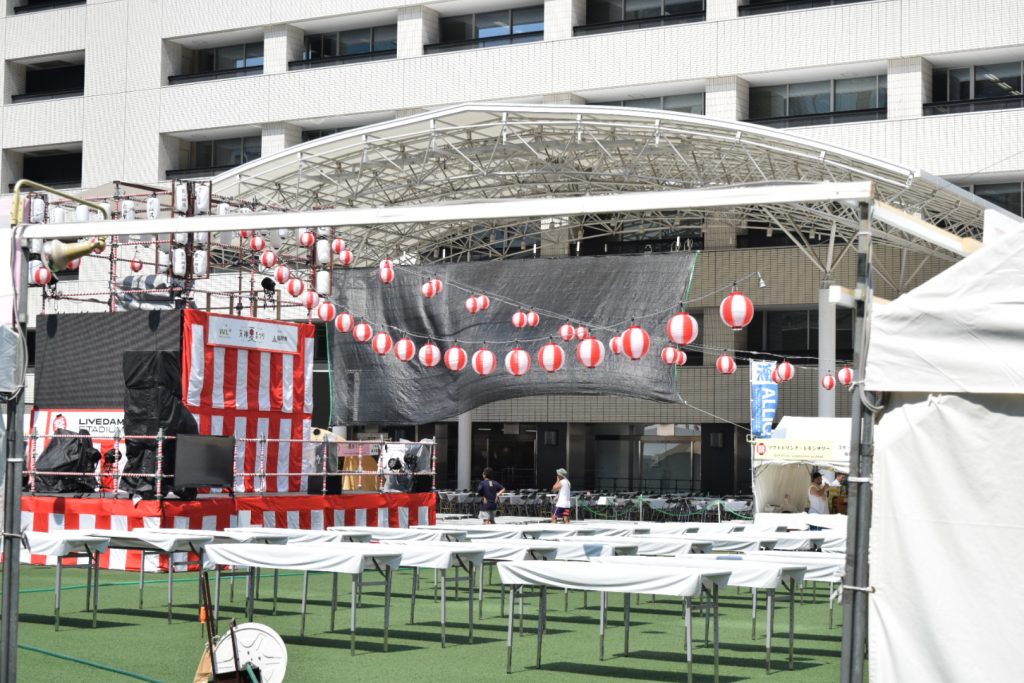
[865,229,1024,394]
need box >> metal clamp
[841,584,875,594]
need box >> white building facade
[4,0,1022,492]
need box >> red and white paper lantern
[776,360,794,382]
[576,338,605,369]
[525,311,540,327]
[337,249,354,267]
[609,336,623,355]
[675,350,688,366]
[249,235,266,252]
[771,367,781,384]
[716,354,737,375]
[475,295,490,311]
[620,325,650,360]
[130,258,144,273]
[512,311,527,329]
[31,265,52,286]
[821,373,836,391]
[66,258,81,271]
[837,365,854,386]
[537,343,564,373]
[316,302,336,322]
[331,238,347,255]
[720,291,754,331]
[334,312,354,333]
[471,348,497,376]
[371,332,393,355]
[575,325,589,341]
[667,312,699,346]
[421,281,437,298]
[394,338,416,362]
[431,278,444,294]
[286,278,305,297]
[444,346,467,372]
[378,265,394,284]
[273,265,291,284]
[300,290,320,310]
[465,297,481,315]
[660,346,679,365]
[240,230,251,239]
[298,230,315,248]
[559,323,575,342]
[352,322,373,343]
[418,342,441,367]
[379,258,393,270]
[259,250,277,269]
[504,347,530,376]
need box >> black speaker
[174,434,235,489]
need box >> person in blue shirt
[476,468,506,524]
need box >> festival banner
[749,360,778,437]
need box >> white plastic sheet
[328,526,467,542]
[587,535,708,556]
[466,541,559,562]
[204,542,402,574]
[86,529,214,553]
[22,531,109,557]
[498,560,729,597]
[676,534,765,553]
[373,541,483,570]
[226,527,371,544]
[743,550,844,583]
[596,555,805,589]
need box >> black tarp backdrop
[328,253,698,425]
[33,311,182,409]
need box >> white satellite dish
[212,622,288,683]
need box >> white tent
[751,416,850,514]
[864,229,1024,682]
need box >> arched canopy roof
[211,103,1016,268]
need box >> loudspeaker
[174,434,235,489]
[306,438,342,494]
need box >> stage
[20,492,436,571]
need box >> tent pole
[840,202,874,683]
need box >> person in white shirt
[808,470,830,515]
[551,468,571,524]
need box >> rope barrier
[17,643,165,683]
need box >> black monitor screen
[175,434,235,489]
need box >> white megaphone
[43,238,105,271]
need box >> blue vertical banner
[750,360,778,437]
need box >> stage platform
[21,492,436,571]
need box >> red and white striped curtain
[180,310,316,493]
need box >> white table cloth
[22,531,110,630]
[587,535,710,556]
[327,525,467,542]
[495,538,638,560]
[676,533,771,552]
[517,524,601,539]
[226,527,371,544]
[431,525,523,540]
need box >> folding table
[516,524,602,540]
[497,560,730,683]
[674,533,775,552]
[22,531,110,630]
[375,541,484,646]
[464,540,559,617]
[204,542,402,655]
[327,526,468,542]
[598,555,806,671]
[744,550,846,626]
[84,529,215,623]
[587,534,712,556]
[430,525,524,540]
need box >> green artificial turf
[10,563,842,682]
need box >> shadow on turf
[17,613,134,629]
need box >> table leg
[167,553,174,624]
[564,587,569,612]
[54,561,62,631]
[441,568,448,648]
[713,584,720,683]
[273,569,279,616]
[85,555,92,612]
[246,567,255,623]
[214,568,221,622]
[599,592,607,661]
[478,563,484,620]
[350,574,359,656]
[685,596,693,683]
[704,587,710,647]
[789,578,795,670]
[829,581,835,629]
[752,587,757,639]
[138,551,145,609]
[383,567,392,653]
[766,588,774,673]
[330,574,339,632]
[410,567,419,624]
[468,562,475,644]
[254,567,261,600]
[92,550,100,628]
[518,586,524,636]
[300,571,309,637]
[623,592,631,657]
[536,586,546,669]
[505,586,515,674]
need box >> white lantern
[29,238,44,255]
[99,202,111,220]
[193,231,207,245]
[75,204,90,222]
[194,184,210,214]
[156,250,171,272]
[174,184,188,214]
[315,269,331,295]
[146,196,161,219]
[50,207,65,224]
[122,200,136,221]
[174,232,189,245]
[171,248,187,276]
[192,249,208,276]
[315,239,331,265]
[217,203,230,216]
[30,197,45,224]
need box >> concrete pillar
[544,0,585,41]
[263,24,304,75]
[705,76,749,121]
[706,0,739,21]
[397,6,439,59]
[887,57,931,120]
[818,277,836,417]
[261,122,301,157]
[457,411,472,489]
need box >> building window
[301,127,353,142]
[576,1,705,36]
[165,136,261,179]
[748,76,886,128]
[12,0,84,14]
[10,59,84,103]
[291,25,398,70]
[426,6,544,54]
[13,151,83,190]
[592,93,705,115]
[738,0,870,17]
[964,181,1024,216]
[747,308,853,363]
[927,62,1024,115]
[168,42,263,85]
